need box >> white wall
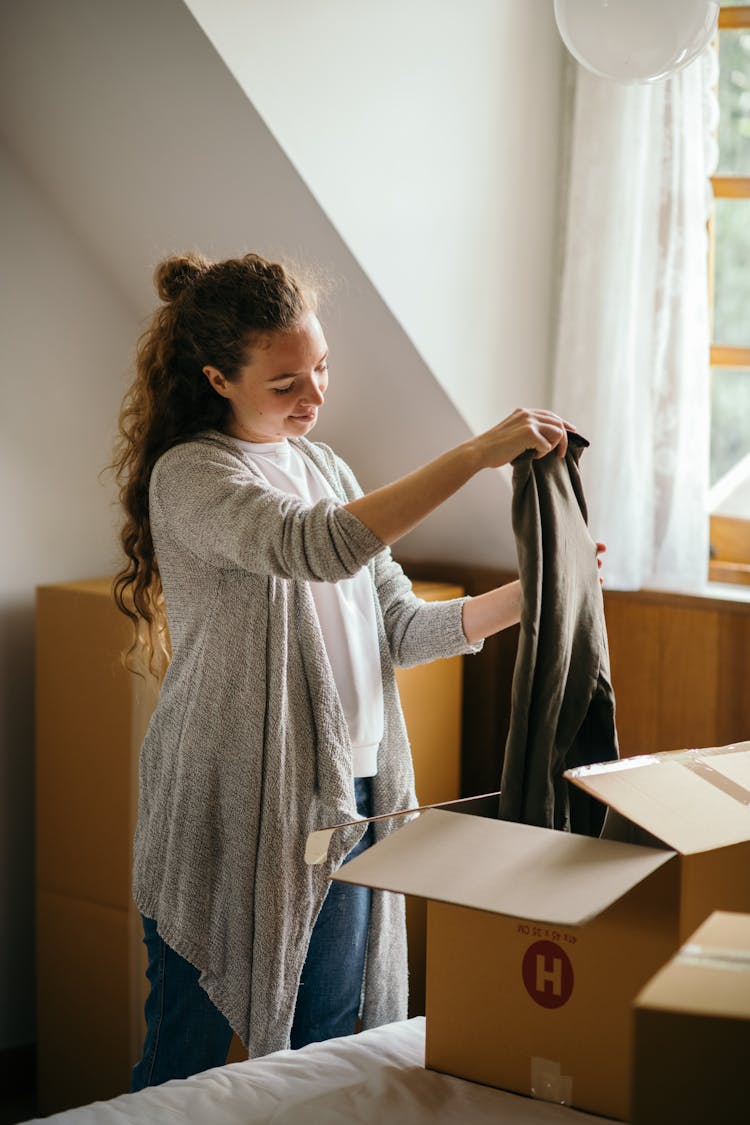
[185,0,565,434]
[0,143,136,1048]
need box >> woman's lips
[290,411,316,421]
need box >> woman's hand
[596,541,606,586]
[471,408,575,471]
[344,407,575,548]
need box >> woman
[113,251,574,1089]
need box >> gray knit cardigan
[132,430,480,1055]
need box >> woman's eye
[274,383,295,395]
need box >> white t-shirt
[236,438,384,777]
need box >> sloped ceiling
[0,0,549,568]
[185,0,566,439]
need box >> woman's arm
[343,409,572,546]
[151,442,383,582]
[461,581,522,645]
[461,543,606,645]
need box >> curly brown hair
[112,250,317,669]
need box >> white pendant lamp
[553,0,719,84]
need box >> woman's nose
[303,376,325,405]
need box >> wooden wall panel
[601,600,661,755]
[604,591,750,758]
[717,609,750,744]
[605,602,721,756]
[710,513,750,564]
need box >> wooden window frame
[708,5,750,584]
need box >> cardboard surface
[36,584,134,907]
[565,743,750,854]
[632,911,750,1125]
[36,891,131,1112]
[35,580,160,1113]
[332,745,750,1121]
[635,910,750,1020]
[427,860,679,1122]
[334,807,675,926]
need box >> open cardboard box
[631,909,750,1125]
[333,742,750,1121]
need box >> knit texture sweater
[132,431,481,1055]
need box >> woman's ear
[203,365,231,399]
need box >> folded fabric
[498,433,619,837]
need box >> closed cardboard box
[632,910,750,1125]
[333,742,750,1121]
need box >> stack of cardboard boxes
[334,742,750,1121]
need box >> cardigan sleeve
[372,550,483,669]
[149,441,384,582]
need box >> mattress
[23,1017,607,1124]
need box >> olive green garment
[499,433,619,836]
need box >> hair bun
[154,253,210,302]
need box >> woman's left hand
[596,541,606,585]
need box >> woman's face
[203,310,329,443]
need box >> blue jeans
[131,777,373,1090]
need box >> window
[708,3,750,584]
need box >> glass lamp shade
[553,0,719,84]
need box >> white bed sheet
[24,1018,611,1125]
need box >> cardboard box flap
[333,808,674,926]
[565,743,750,855]
[636,910,750,1020]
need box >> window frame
[708,4,750,585]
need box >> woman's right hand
[344,408,576,548]
[472,408,575,470]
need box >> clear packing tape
[304,789,502,865]
[572,741,750,805]
[678,942,750,973]
[530,1056,573,1106]
[679,746,750,805]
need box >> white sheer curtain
[552,48,718,590]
